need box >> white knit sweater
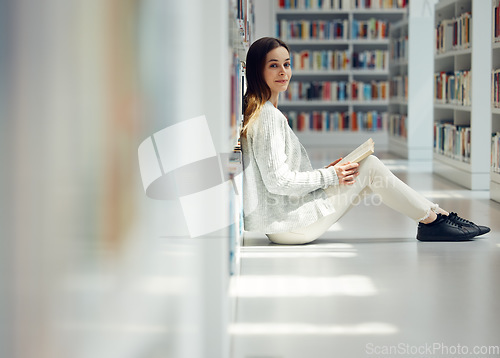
[241,101,339,234]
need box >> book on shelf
[389,75,407,100]
[278,18,349,41]
[435,12,471,53]
[389,113,407,138]
[230,0,252,140]
[283,80,347,101]
[390,35,408,61]
[282,79,388,102]
[278,18,390,42]
[436,19,454,54]
[285,110,350,131]
[278,0,353,10]
[278,0,352,10]
[290,49,387,71]
[434,121,471,163]
[351,80,388,100]
[351,18,388,40]
[352,50,388,70]
[291,49,350,71]
[433,70,471,106]
[352,0,407,9]
[338,137,375,165]
[495,0,500,42]
[230,55,245,138]
[235,0,252,43]
[454,12,471,50]
[277,0,407,10]
[284,110,388,132]
[492,132,500,173]
[493,69,500,108]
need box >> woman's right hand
[333,161,359,185]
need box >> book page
[338,138,374,165]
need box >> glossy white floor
[231,149,500,358]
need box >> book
[338,138,375,165]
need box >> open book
[337,138,374,165]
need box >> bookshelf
[388,18,408,155]
[228,0,253,294]
[388,1,435,169]
[273,1,408,149]
[491,0,500,201]
[388,17,411,162]
[433,0,492,190]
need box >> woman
[240,37,489,244]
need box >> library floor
[230,150,500,358]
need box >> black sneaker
[448,212,490,236]
[417,214,478,242]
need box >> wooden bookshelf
[273,1,407,147]
[433,0,492,190]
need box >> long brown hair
[241,37,290,137]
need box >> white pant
[267,155,438,245]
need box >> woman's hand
[326,158,359,185]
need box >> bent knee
[362,154,380,166]
[357,154,379,170]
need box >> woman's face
[263,46,292,98]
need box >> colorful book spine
[493,69,500,108]
[389,75,408,100]
[283,110,388,132]
[347,0,407,9]
[351,18,389,40]
[352,50,388,70]
[351,80,388,101]
[290,49,387,71]
[390,35,408,62]
[434,121,471,163]
[492,132,500,173]
[495,0,500,42]
[229,53,243,136]
[278,19,349,40]
[388,113,407,138]
[435,12,471,54]
[278,0,351,10]
[290,49,350,71]
[278,0,407,9]
[282,80,387,102]
[433,70,471,106]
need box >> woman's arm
[251,108,339,197]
